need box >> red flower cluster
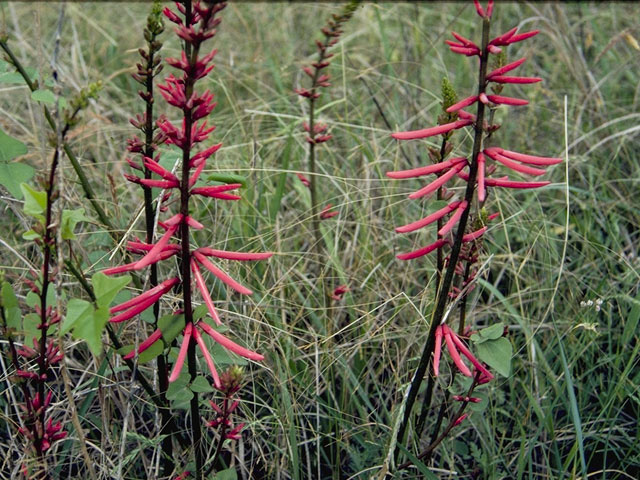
[105,1,271,389]
[388,13,561,262]
[433,324,493,383]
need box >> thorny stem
[395,17,491,463]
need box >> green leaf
[30,89,55,104]
[476,337,512,377]
[206,172,247,188]
[22,229,41,241]
[20,183,47,217]
[25,287,55,310]
[1,282,21,331]
[190,376,214,393]
[213,468,238,480]
[61,298,93,335]
[118,339,164,364]
[159,313,186,344]
[73,305,109,355]
[470,322,504,344]
[23,313,40,345]
[167,374,194,409]
[0,128,27,162]
[61,208,90,240]
[0,163,34,199]
[91,272,131,308]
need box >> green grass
[1,2,639,479]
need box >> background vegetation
[0,2,639,478]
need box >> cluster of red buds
[17,392,66,454]
[104,1,271,390]
[207,366,245,441]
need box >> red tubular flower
[408,161,467,199]
[489,75,542,84]
[486,94,529,106]
[192,325,221,388]
[483,148,547,176]
[392,119,473,140]
[124,329,163,360]
[453,413,469,426]
[446,95,479,113]
[433,325,444,376]
[397,238,448,261]
[387,157,467,180]
[438,201,468,236]
[198,321,264,361]
[320,204,339,219]
[191,184,241,200]
[396,200,463,234]
[193,250,253,295]
[169,322,193,382]
[488,147,562,165]
[191,258,222,326]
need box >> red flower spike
[473,0,485,18]
[448,328,493,379]
[193,326,221,388]
[446,95,479,113]
[191,258,222,326]
[109,292,165,323]
[409,161,467,199]
[438,201,468,237]
[392,119,473,140]
[486,94,529,106]
[193,251,253,295]
[123,329,163,360]
[191,184,241,200]
[491,147,562,166]
[397,238,448,261]
[169,322,193,382]
[198,321,264,361]
[396,200,463,234]
[477,152,486,202]
[387,157,467,180]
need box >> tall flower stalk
[387,0,561,467]
[295,1,359,265]
[104,2,271,478]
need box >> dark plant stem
[395,17,491,462]
[398,373,481,470]
[178,2,203,478]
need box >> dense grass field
[0,2,639,479]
